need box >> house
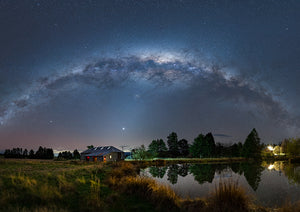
[80,146,124,162]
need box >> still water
[140,162,300,207]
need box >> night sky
[0,0,299,152]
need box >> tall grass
[206,179,251,212]
[119,176,180,211]
[279,200,300,212]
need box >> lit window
[110,155,112,159]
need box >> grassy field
[0,159,299,212]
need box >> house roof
[81,146,123,157]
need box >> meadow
[0,159,299,212]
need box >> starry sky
[0,0,299,152]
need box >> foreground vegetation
[0,159,300,212]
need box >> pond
[140,161,300,207]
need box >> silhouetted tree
[242,128,262,158]
[29,149,35,159]
[178,139,189,157]
[73,149,81,159]
[204,133,216,157]
[167,132,179,157]
[23,149,28,158]
[87,145,94,149]
[4,149,11,158]
[34,146,54,159]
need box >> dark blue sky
[0,0,299,152]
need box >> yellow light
[268,164,274,170]
[267,145,274,151]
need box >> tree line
[132,128,263,159]
[3,147,81,160]
[57,150,80,160]
[4,146,54,159]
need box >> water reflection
[148,162,265,191]
[144,162,300,206]
[149,166,167,178]
[240,162,264,191]
[167,164,179,184]
[189,164,216,184]
[282,163,300,185]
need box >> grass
[206,180,251,212]
[0,158,299,211]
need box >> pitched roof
[81,146,123,156]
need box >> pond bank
[1,159,300,211]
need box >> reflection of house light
[268,164,274,170]
[267,145,274,151]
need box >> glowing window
[110,155,112,159]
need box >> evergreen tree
[190,134,205,158]
[167,132,179,157]
[148,139,167,157]
[242,128,262,158]
[23,149,28,158]
[204,133,216,157]
[178,139,189,157]
[29,149,35,159]
[73,149,81,159]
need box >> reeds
[206,179,251,212]
[119,176,180,211]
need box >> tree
[29,149,35,159]
[204,133,216,157]
[167,132,179,157]
[178,139,189,157]
[34,146,54,159]
[190,134,205,158]
[242,128,262,158]
[286,138,300,157]
[23,149,28,158]
[4,149,11,158]
[148,139,167,157]
[35,146,44,159]
[87,145,94,149]
[73,149,81,159]
[132,145,151,160]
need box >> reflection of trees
[189,164,216,184]
[178,164,189,177]
[283,164,300,185]
[167,165,179,184]
[240,162,264,191]
[149,166,167,178]
[228,163,243,175]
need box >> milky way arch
[0,54,293,132]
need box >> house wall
[104,152,124,162]
[80,151,124,162]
